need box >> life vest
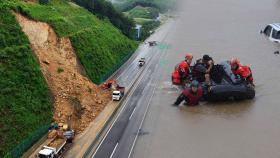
[232,65,253,82]
[172,69,181,85]
[178,60,190,73]
[182,87,203,105]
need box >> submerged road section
[131,0,280,158]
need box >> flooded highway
[131,0,280,157]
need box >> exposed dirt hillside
[15,13,111,134]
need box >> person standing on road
[230,58,254,86]
[173,80,203,106]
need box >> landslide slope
[1,0,138,157]
[12,0,138,83]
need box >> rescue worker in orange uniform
[178,53,193,81]
[172,53,193,84]
[230,58,254,86]
[173,80,203,106]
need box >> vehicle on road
[138,58,146,67]
[37,129,74,158]
[148,41,157,46]
[261,23,280,43]
[172,61,255,101]
[112,86,125,101]
[102,80,117,89]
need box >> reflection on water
[180,100,255,119]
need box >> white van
[112,91,122,101]
[261,23,280,43]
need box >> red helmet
[230,58,240,66]
[185,53,193,60]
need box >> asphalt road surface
[89,20,175,158]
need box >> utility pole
[90,0,95,9]
[135,24,142,39]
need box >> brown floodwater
[132,0,280,157]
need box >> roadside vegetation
[0,2,52,157]
[111,0,174,40]
[138,20,160,40]
[125,6,159,19]
[1,0,138,157]
[73,0,136,39]
[10,0,138,83]
[113,0,176,13]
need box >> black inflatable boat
[192,61,255,101]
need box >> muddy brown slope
[15,13,111,134]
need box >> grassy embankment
[1,0,138,156]
[114,0,176,13]
[12,0,138,83]
[125,6,159,20]
[112,0,176,40]
[0,2,52,157]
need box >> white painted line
[92,18,175,158]
[91,91,131,158]
[92,49,158,158]
[129,106,137,120]
[109,143,119,158]
[127,30,172,157]
[127,57,161,158]
[115,44,149,81]
[91,75,140,158]
[117,48,155,82]
[115,62,135,80]
[113,45,146,81]
[127,84,156,158]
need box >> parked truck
[37,130,74,158]
[112,86,125,101]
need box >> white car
[112,90,123,101]
[138,58,145,67]
[261,23,280,43]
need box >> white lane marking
[127,83,156,158]
[91,76,140,158]
[129,106,137,120]
[114,46,144,80]
[115,44,149,80]
[93,19,175,158]
[129,73,153,121]
[127,20,176,158]
[92,48,159,158]
[127,50,162,158]
[118,47,154,83]
[109,143,119,158]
